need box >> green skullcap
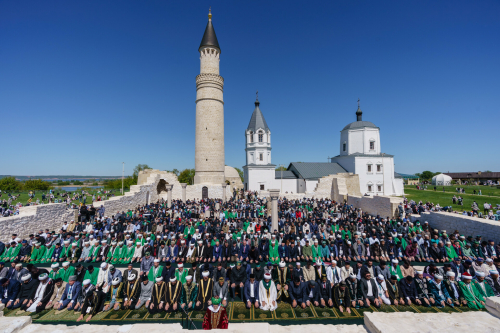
[211,297,221,305]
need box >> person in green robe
[473,273,495,298]
[30,242,45,264]
[0,243,10,261]
[5,242,22,262]
[110,242,125,265]
[90,243,101,262]
[459,274,485,309]
[184,224,195,238]
[175,263,188,284]
[40,243,55,264]
[180,275,198,310]
[60,241,72,262]
[49,263,63,280]
[106,242,119,263]
[148,259,164,282]
[470,242,485,259]
[120,242,135,264]
[311,240,323,262]
[445,242,458,260]
[269,240,280,264]
[83,265,100,285]
[395,235,408,250]
[59,262,76,282]
[389,259,404,280]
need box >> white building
[330,103,404,196]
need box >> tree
[233,167,244,182]
[178,169,195,185]
[0,176,23,191]
[133,164,152,181]
[416,171,440,180]
[24,179,51,191]
[73,180,84,185]
[276,166,287,171]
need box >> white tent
[432,173,452,186]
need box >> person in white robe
[27,273,51,312]
[258,273,277,311]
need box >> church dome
[342,121,378,131]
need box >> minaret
[194,9,225,185]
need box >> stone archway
[157,179,169,195]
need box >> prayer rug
[332,308,360,318]
[29,309,51,320]
[411,305,440,313]
[351,307,374,317]
[144,311,169,320]
[436,306,462,314]
[60,310,83,321]
[230,302,251,321]
[393,305,419,313]
[123,306,149,320]
[291,304,316,319]
[189,311,206,321]
[252,307,275,320]
[274,302,296,320]
[6,309,41,318]
[312,307,339,319]
[456,306,477,312]
[373,305,397,313]
[101,309,130,321]
[167,312,185,320]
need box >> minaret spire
[356,98,363,121]
[255,90,259,106]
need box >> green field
[403,185,500,213]
[1,188,130,207]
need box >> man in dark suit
[305,280,321,307]
[243,273,260,309]
[359,272,380,308]
[288,276,306,308]
[317,274,333,307]
[123,263,138,282]
[58,275,82,311]
[399,275,422,306]
[0,277,21,309]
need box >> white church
[243,99,405,196]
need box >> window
[249,131,253,143]
[259,153,263,161]
[377,165,382,172]
[258,131,263,143]
[260,184,265,190]
[370,141,375,150]
[343,143,346,152]
[368,185,372,192]
[367,165,372,172]
[377,185,382,192]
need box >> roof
[397,173,419,179]
[287,162,347,180]
[199,14,220,52]
[247,100,269,132]
[331,153,394,159]
[444,172,500,179]
[342,121,378,131]
[275,171,298,179]
[394,172,403,179]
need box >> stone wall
[0,204,77,242]
[410,211,500,244]
[347,195,401,218]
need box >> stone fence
[347,195,401,219]
[410,211,500,244]
[0,204,77,242]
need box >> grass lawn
[1,188,131,207]
[403,185,500,213]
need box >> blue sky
[1,1,499,176]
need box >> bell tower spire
[356,98,363,121]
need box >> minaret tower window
[258,131,263,143]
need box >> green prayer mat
[457,306,477,312]
[392,305,419,313]
[167,312,184,320]
[101,309,130,321]
[29,309,51,320]
[252,307,275,320]
[373,305,397,313]
[411,305,440,313]
[291,304,316,319]
[123,306,149,320]
[313,307,339,319]
[230,302,251,321]
[436,306,462,314]
[274,302,296,320]
[351,306,375,317]
[144,311,169,320]
[190,311,206,321]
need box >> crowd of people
[0,195,498,323]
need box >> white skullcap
[486,258,493,263]
[314,240,318,243]
[51,263,59,268]
[279,262,286,268]
[416,271,423,275]
[118,241,123,245]
[112,277,120,286]
[83,279,91,285]
[111,241,117,245]
[392,259,398,264]
[349,273,356,279]
[102,240,107,244]
[38,273,48,281]
[156,276,163,282]
[84,241,90,245]
[127,241,133,245]
[64,240,70,244]
[16,263,22,268]
[71,243,77,246]
[128,274,137,281]
[198,240,203,244]
[264,273,272,280]
[476,272,485,277]
[181,240,185,244]
[178,263,183,268]
[186,275,193,281]
[463,275,473,280]
[147,237,150,241]
[337,235,341,238]
[62,262,70,267]
[347,241,351,245]
[21,273,32,281]
[331,260,337,264]
[202,271,210,277]
[446,272,455,277]
[296,262,301,266]
[434,274,443,280]
[170,277,177,282]
[377,274,384,280]
[100,262,108,268]
[154,259,160,263]
[490,270,499,275]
